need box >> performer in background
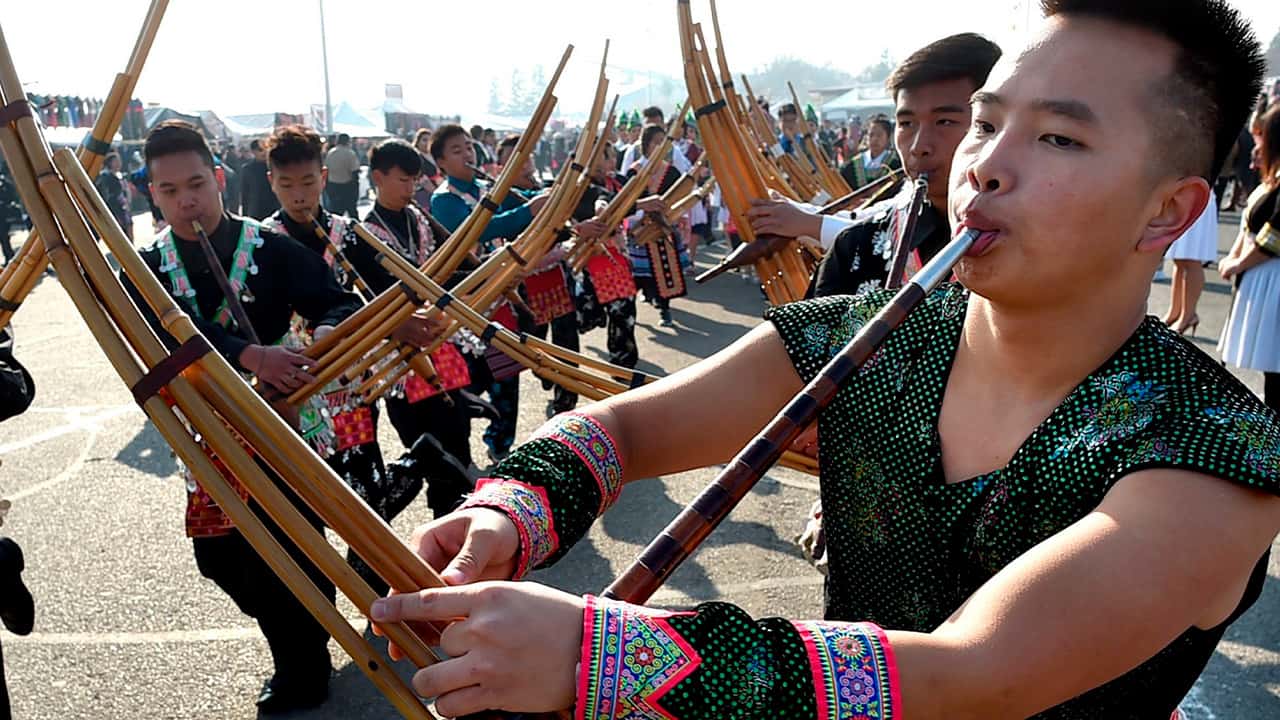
[260,125,470,592]
[343,138,481,516]
[497,135,584,417]
[575,142,641,368]
[430,124,548,461]
[125,121,362,713]
[840,116,902,192]
[747,33,1002,297]
[375,4,1280,718]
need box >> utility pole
[319,0,333,133]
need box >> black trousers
[192,482,333,688]
[327,181,359,218]
[385,391,473,515]
[531,310,581,413]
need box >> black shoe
[545,401,558,419]
[256,674,329,714]
[0,537,33,636]
[456,389,501,422]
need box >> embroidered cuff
[456,478,558,580]
[1255,223,1280,257]
[577,595,701,720]
[791,620,900,720]
[531,412,625,514]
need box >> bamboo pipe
[51,148,450,650]
[602,228,982,604]
[0,0,169,329]
[56,151,458,620]
[19,140,438,713]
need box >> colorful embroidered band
[577,595,701,720]
[532,412,624,514]
[791,620,900,720]
[1255,223,1280,257]
[457,478,558,580]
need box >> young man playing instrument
[342,138,480,518]
[430,124,549,461]
[259,125,469,589]
[126,121,361,713]
[373,2,1280,717]
[747,33,1002,296]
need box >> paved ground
[0,209,1276,719]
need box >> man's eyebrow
[970,91,1098,125]
[933,104,969,114]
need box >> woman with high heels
[1162,190,1218,335]
[1219,105,1280,411]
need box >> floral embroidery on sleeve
[792,621,900,720]
[577,596,701,720]
[456,478,557,579]
[532,413,625,514]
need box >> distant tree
[745,56,866,105]
[855,50,896,86]
[505,69,525,116]
[1267,28,1280,77]
[487,78,503,114]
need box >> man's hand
[392,313,446,349]
[240,345,316,394]
[574,218,607,241]
[747,197,823,239]
[637,196,669,216]
[371,582,584,716]
[410,507,522,586]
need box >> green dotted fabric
[489,437,602,568]
[763,285,1280,717]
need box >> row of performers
[122,119,698,712]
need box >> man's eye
[1042,134,1082,149]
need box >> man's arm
[892,469,1280,718]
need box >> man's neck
[957,283,1149,402]
[375,198,407,213]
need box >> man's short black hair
[368,138,422,176]
[642,106,664,123]
[497,134,521,164]
[641,124,667,156]
[337,133,351,145]
[430,124,471,161]
[144,120,215,170]
[886,33,1002,104]
[1040,0,1265,182]
[249,139,263,152]
[266,125,324,170]
[778,103,798,118]
[469,124,484,139]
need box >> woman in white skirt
[1218,105,1280,411]
[1162,190,1219,334]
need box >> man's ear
[1136,176,1211,254]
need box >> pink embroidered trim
[532,412,624,514]
[457,478,558,580]
[577,595,700,720]
[792,620,898,720]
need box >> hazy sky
[2,0,1278,119]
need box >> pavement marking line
[7,422,99,502]
[0,404,138,455]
